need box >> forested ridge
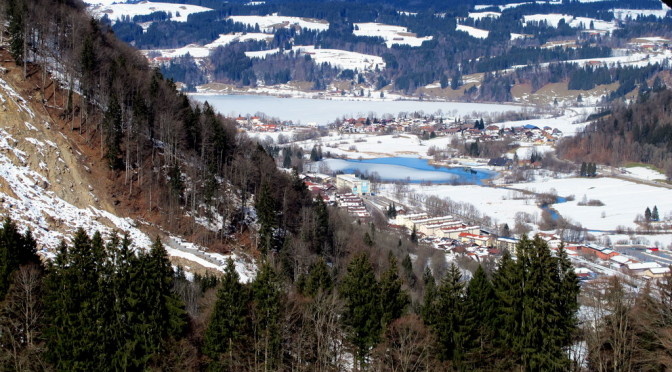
[557,81,672,179]
[1,0,672,370]
[104,0,672,99]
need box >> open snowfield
[142,32,272,59]
[245,45,385,71]
[90,1,213,23]
[509,177,672,231]
[456,24,489,39]
[624,166,667,182]
[509,49,672,72]
[297,133,455,159]
[612,8,670,20]
[227,15,329,32]
[523,14,617,31]
[468,11,501,20]
[493,107,595,135]
[386,183,540,227]
[353,23,433,47]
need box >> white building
[336,174,370,196]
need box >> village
[299,171,672,286]
[234,111,564,146]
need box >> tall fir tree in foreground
[494,235,579,370]
[0,217,39,300]
[340,253,382,369]
[44,231,186,371]
[204,259,250,371]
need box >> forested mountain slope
[94,0,672,101]
[557,80,672,179]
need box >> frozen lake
[190,94,528,125]
[310,157,495,185]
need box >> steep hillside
[0,47,254,276]
[557,81,672,180]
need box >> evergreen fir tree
[303,258,332,297]
[0,217,39,300]
[103,94,123,169]
[491,236,579,370]
[410,225,418,244]
[401,254,416,288]
[555,245,580,350]
[250,261,282,370]
[492,250,523,363]
[432,263,466,363]
[44,229,102,371]
[146,237,187,342]
[580,162,587,177]
[440,74,449,89]
[282,149,292,169]
[204,259,250,369]
[421,266,438,326]
[256,182,278,254]
[463,265,497,368]
[379,254,409,328]
[340,253,381,368]
[652,206,659,221]
[6,0,25,65]
[312,196,331,255]
[500,223,511,238]
[645,207,652,222]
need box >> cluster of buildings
[390,212,517,261]
[336,117,563,145]
[565,243,671,280]
[302,173,373,220]
[301,172,671,282]
[233,115,319,133]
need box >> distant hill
[84,0,672,101]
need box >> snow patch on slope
[90,1,213,23]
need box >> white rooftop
[627,262,662,271]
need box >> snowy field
[468,11,501,20]
[385,183,541,227]
[624,166,667,182]
[90,1,213,23]
[511,50,672,71]
[227,14,329,32]
[245,45,385,71]
[456,24,489,39]
[142,33,272,59]
[509,177,672,231]
[612,8,670,20]
[522,14,617,31]
[488,107,595,135]
[296,133,455,159]
[353,23,433,47]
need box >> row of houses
[333,193,371,219]
[565,243,671,280]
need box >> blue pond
[316,157,495,185]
